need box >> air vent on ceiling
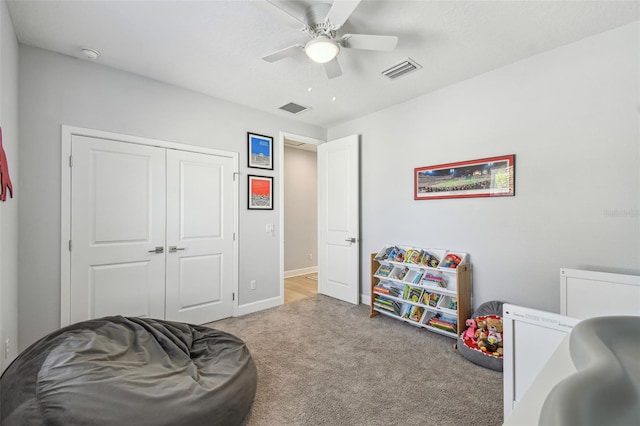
[278,102,310,114]
[381,58,422,80]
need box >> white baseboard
[235,295,283,317]
[284,266,318,278]
[360,294,371,306]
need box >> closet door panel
[69,136,166,323]
[165,150,235,324]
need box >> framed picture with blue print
[247,132,273,170]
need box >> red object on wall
[0,127,14,201]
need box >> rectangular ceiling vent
[278,102,310,115]
[381,58,422,80]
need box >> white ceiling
[7,0,639,128]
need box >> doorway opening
[282,135,320,304]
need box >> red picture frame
[248,175,273,210]
[414,155,515,200]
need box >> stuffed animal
[482,316,503,353]
[476,329,488,351]
[462,318,477,343]
[476,318,487,332]
[486,317,503,347]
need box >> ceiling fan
[262,0,399,79]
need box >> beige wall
[284,146,317,273]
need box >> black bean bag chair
[457,300,505,372]
[0,316,257,426]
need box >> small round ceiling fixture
[80,48,100,60]
[305,37,339,64]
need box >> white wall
[18,46,325,349]
[0,0,19,371]
[284,146,317,274]
[328,22,640,313]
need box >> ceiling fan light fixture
[305,37,339,64]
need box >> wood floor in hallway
[284,274,317,304]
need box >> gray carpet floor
[206,295,503,426]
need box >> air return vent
[381,58,422,80]
[278,102,310,114]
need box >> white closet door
[70,136,166,324]
[165,149,235,324]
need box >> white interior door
[70,136,166,323]
[318,134,360,304]
[165,150,235,324]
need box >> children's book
[421,274,447,288]
[387,286,401,298]
[373,286,389,295]
[428,292,441,307]
[405,287,422,303]
[374,246,396,261]
[393,249,406,263]
[448,297,458,310]
[408,306,424,322]
[420,251,440,268]
[375,264,393,277]
[405,249,424,265]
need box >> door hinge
[233,232,236,241]
[232,292,235,301]
[68,240,72,251]
[233,172,240,181]
[69,156,73,167]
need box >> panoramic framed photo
[248,175,273,210]
[414,155,515,200]
[247,132,273,170]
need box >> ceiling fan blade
[325,0,361,28]
[324,58,342,79]
[340,34,398,51]
[266,0,308,26]
[262,44,304,62]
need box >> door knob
[169,246,186,253]
[147,246,164,254]
[345,237,357,243]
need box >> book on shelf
[427,315,457,332]
[404,287,422,303]
[374,282,401,298]
[386,246,406,263]
[394,249,406,263]
[438,296,458,311]
[388,285,401,298]
[421,273,447,288]
[408,305,424,322]
[420,292,430,305]
[373,286,389,294]
[374,246,397,262]
[405,249,424,265]
[409,271,423,284]
[428,292,441,307]
[375,264,393,277]
[374,296,402,315]
[420,251,440,268]
[448,297,458,310]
